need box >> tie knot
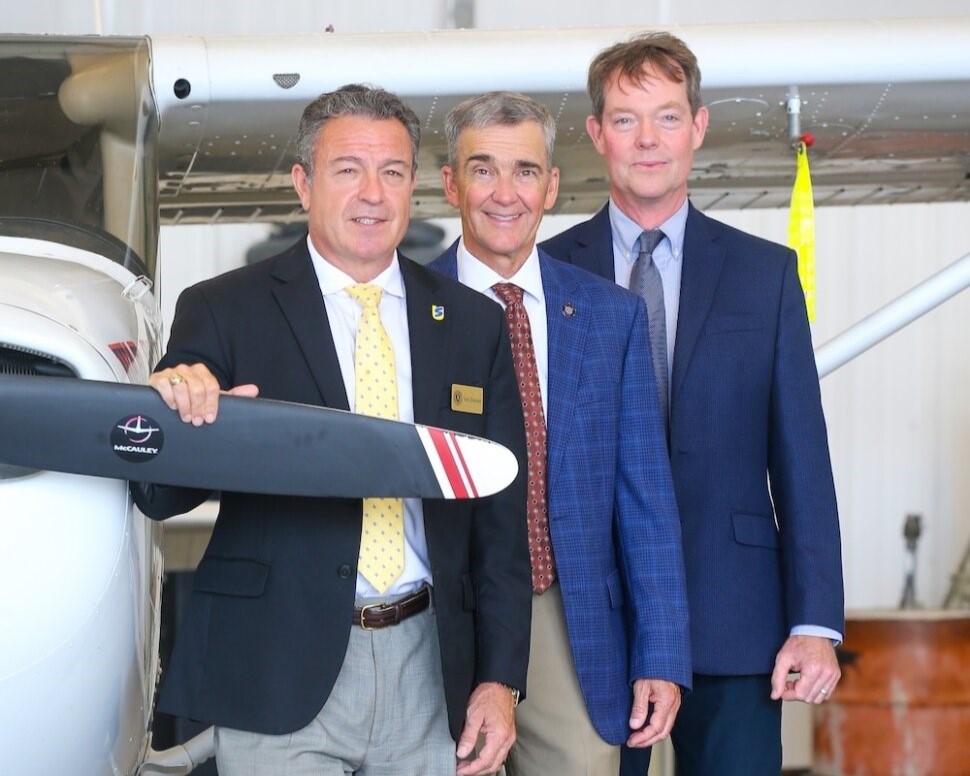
[638,229,665,257]
[347,283,383,309]
[492,282,524,306]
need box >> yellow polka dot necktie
[347,283,404,593]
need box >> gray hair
[296,84,421,177]
[444,91,556,169]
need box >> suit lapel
[567,204,616,281]
[401,257,449,427]
[270,242,350,410]
[430,240,460,281]
[672,206,725,403]
[541,253,587,489]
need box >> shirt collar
[307,235,404,300]
[608,198,689,269]
[455,238,545,305]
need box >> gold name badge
[451,384,484,415]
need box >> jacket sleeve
[128,283,224,519]
[469,310,532,696]
[614,298,692,689]
[768,252,845,635]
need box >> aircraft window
[0,36,157,275]
[0,217,147,277]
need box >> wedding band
[168,373,185,386]
[820,688,829,696]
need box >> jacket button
[337,564,352,579]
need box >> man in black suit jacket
[541,34,844,776]
[134,85,530,776]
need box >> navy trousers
[620,674,782,776]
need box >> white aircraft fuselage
[0,235,162,776]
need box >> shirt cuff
[791,624,843,646]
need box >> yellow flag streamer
[788,141,816,322]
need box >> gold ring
[168,373,185,386]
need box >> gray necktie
[630,229,668,421]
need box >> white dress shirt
[455,238,549,419]
[307,237,431,598]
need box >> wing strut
[815,252,970,378]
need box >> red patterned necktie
[492,282,556,594]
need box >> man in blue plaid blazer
[428,91,689,776]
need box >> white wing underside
[141,17,970,223]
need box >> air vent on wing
[0,345,76,378]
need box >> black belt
[353,586,431,630]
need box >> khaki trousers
[505,582,619,776]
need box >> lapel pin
[562,302,576,318]
[431,304,445,321]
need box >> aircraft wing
[136,17,970,222]
[3,18,968,231]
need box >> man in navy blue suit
[429,91,689,776]
[541,33,845,776]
